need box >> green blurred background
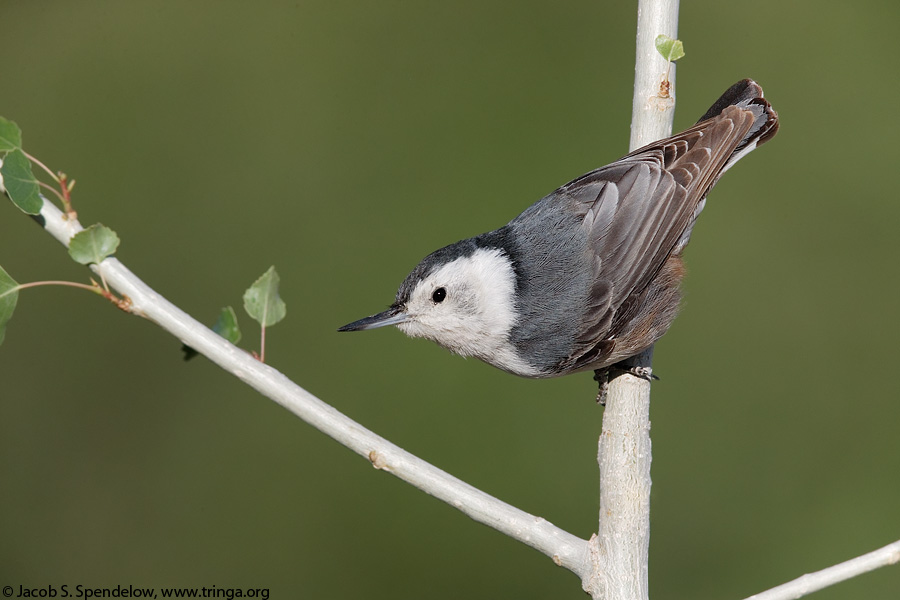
[1,1,898,598]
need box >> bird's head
[339,244,536,375]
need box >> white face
[396,247,540,377]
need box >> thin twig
[21,149,58,182]
[14,278,126,309]
[15,280,103,294]
[742,539,900,600]
[37,180,67,205]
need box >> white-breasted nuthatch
[339,80,778,395]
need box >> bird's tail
[697,79,779,174]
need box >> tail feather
[667,80,778,253]
[698,79,779,173]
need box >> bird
[339,79,778,400]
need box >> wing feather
[558,104,762,370]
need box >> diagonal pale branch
[30,196,591,577]
[741,539,900,600]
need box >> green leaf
[655,35,685,62]
[0,149,42,214]
[68,223,120,265]
[212,306,241,344]
[243,266,286,327]
[0,117,23,151]
[182,306,242,360]
[0,265,20,346]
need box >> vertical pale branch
[629,1,680,151]
[582,1,679,599]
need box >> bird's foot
[593,368,610,405]
[593,364,660,405]
[622,365,659,381]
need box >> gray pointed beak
[338,305,408,332]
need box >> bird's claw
[593,364,660,405]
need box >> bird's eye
[432,287,447,303]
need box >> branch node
[368,449,389,470]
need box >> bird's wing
[559,105,761,370]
